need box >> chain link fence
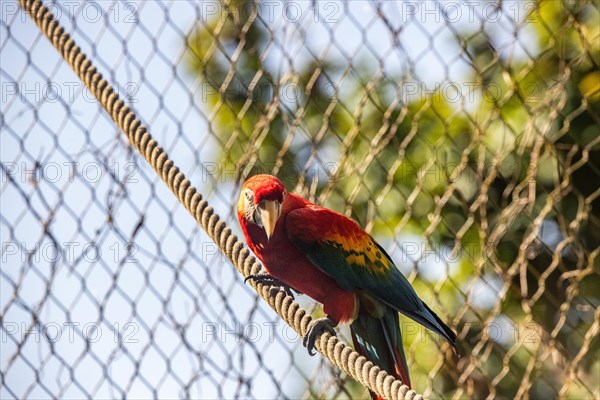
[1,0,599,399]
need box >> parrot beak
[259,200,280,241]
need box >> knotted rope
[18,1,423,398]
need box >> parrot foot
[244,273,297,299]
[303,317,336,356]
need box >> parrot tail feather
[380,318,411,388]
[350,305,411,399]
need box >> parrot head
[238,174,286,241]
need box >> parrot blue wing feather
[286,206,457,348]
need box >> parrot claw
[244,273,297,299]
[303,317,336,356]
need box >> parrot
[237,174,458,395]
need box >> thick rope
[18,1,423,399]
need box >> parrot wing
[285,205,457,347]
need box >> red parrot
[237,174,457,395]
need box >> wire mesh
[1,0,599,399]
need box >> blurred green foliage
[186,1,599,398]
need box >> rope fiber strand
[17,0,422,399]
